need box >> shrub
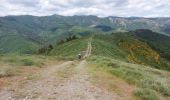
[21,58,34,66]
[134,88,160,100]
[140,79,170,96]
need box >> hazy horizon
[1,14,170,18]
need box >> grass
[92,34,170,70]
[4,36,86,81]
[0,54,57,78]
[0,32,169,99]
[134,29,170,61]
[21,58,35,66]
[87,56,170,100]
[134,88,160,100]
[92,34,127,60]
[0,35,39,54]
[49,37,89,59]
[0,54,47,67]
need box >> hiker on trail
[78,53,82,59]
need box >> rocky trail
[0,39,134,100]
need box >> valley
[0,15,170,100]
[0,15,170,54]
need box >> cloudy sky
[0,0,170,17]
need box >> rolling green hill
[133,29,170,60]
[92,32,170,70]
[45,30,170,70]
[0,27,169,100]
[48,37,89,59]
[41,31,170,99]
[0,35,39,54]
[0,15,170,53]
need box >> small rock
[53,92,58,94]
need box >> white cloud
[0,0,169,17]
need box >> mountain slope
[46,32,170,99]
[133,29,170,60]
[0,15,170,53]
[49,37,89,59]
[0,35,39,53]
[88,56,170,100]
[0,31,169,100]
[45,29,170,70]
[92,32,170,70]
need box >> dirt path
[0,38,134,100]
[83,38,92,59]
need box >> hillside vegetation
[133,29,170,60]
[0,35,39,54]
[0,30,170,100]
[0,15,170,53]
[87,56,170,100]
[49,37,89,59]
[0,54,57,78]
[92,32,170,70]
[40,30,170,70]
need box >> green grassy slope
[45,31,170,70]
[88,56,170,100]
[89,31,170,99]
[49,37,89,59]
[92,33,170,70]
[92,34,127,60]
[0,54,58,78]
[133,29,170,60]
[0,35,39,54]
[0,30,169,100]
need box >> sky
[0,0,170,17]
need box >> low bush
[134,88,160,100]
[21,58,34,66]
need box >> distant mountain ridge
[0,15,170,53]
